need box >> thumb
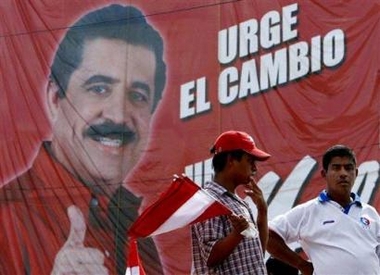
[64,205,87,248]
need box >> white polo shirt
[269,191,380,275]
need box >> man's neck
[213,174,236,193]
[327,192,352,208]
[44,141,119,196]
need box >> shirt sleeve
[371,206,380,260]
[192,214,229,260]
[269,203,307,243]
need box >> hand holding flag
[126,174,232,274]
[128,174,232,238]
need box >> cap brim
[246,149,271,161]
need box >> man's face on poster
[48,37,157,194]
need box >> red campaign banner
[0,0,379,274]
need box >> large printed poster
[0,0,379,274]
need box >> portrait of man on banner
[0,4,166,275]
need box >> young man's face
[48,38,157,194]
[232,153,258,185]
[322,156,358,198]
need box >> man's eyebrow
[82,75,119,86]
[331,163,354,167]
[131,81,152,96]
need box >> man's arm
[244,179,268,252]
[256,203,268,252]
[207,214,248,267]
[267,229,313,275]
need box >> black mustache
[85,123,136,142]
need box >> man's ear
[46,80,61,123]
[321,169,326,178]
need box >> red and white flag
[126,175,232,274]
[125,238,145,275]
[128,174,232,239]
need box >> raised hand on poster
[51,206,108,275]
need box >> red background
[0,0,379,273]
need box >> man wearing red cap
[191,130,270,275]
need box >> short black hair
[50,4,166,111]
[322,144,357,171]
[266,257,298,275]
[211,150,246,173]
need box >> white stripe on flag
[150,189,215,236]
[125,266,140,275]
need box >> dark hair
[322,144,357,171]
[211,150,245,173]
[266,257,298,275]
[50,4,166,111]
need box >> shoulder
[0,170,36,202]
[360,202,380,218]
[289,197,320,213]
[203,181,226,197]
[270,197,320,224]
[0,172,37,230]
[361,202,377,211]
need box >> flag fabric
[125,238,146,275]
[128,174,232,238]
[126,174,232,274]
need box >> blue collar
[318,190,362,213]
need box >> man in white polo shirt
[267,145,380,275]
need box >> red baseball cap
[211,130,270,161]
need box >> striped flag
[125,238,145,275]
[128,174,232,238]
[126,175,232,274]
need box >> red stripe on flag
[126,238,146,275]
[190,201,230,224]
[129,175,200,238]
[128,175,232,238]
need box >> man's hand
[244,176,267,211]
[207,214,249,267]
[229,214,249,234]
[51,205,108,275]
[244,176,268,251]
[298,261,314,275]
